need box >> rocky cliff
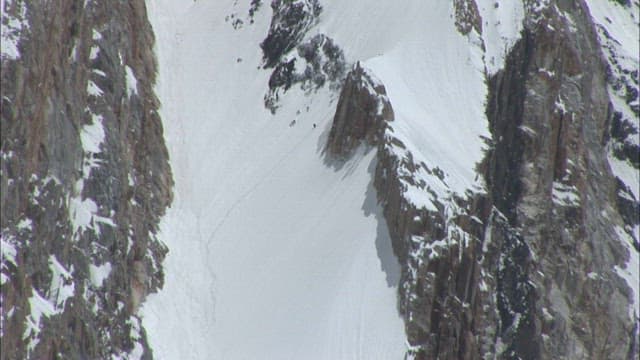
[326,1,638,359]
[1,0,172,359]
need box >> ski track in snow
[205,127,317,247]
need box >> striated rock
[1,0,173,359]
[326,62,393,158]
[481,2,637,358]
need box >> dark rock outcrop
[260,0,322,69]
[1,1,172,359]
[326,62,393,158]
[260,1,346,113]
[264,33,346,113]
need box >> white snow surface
[0,0,27,60]
[48,256,75,309]
[585,0,639,64]
[89,262,112,288]
[144,1,410,358]
[615,227,640,319]
[321,0,490,201]
[125,66,138,95]
[475,0,525,75]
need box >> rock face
[327,1,639,359]
[326,62,393,158]
[482,3,636,358]
[1,1,172,359]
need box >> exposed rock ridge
[326,1,638,359]
[1,1,173,359]
[326,62,393,158]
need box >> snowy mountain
[1,0,639,359]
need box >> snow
[109,317,145,360]
[551,181,581,207]
[80,114,105,156]
[24,290,57,355]
[89,262,112,288]
[475,0,525,75]
[584,0,639,323]
[69,113,114,236]
[127,317,144,360]
[16,218,32,230]
[586,0,640,195]
[89,46,99,60]
[339,0,490,203]
[614,226,640,320]
[48,256,75,308]
[609,155,640,201]
[87,80,103,97]
[69,194,97,234]
[0,0,27,60]
[584,0,639,63]
[125,66,138,95]
[1,235,17,285]
[1,237,17,264]
[144,1,405,358]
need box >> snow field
[144,1,405,358]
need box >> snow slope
[143,1,406,358]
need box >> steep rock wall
[483,2,637,358]
[1,1,172,359]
